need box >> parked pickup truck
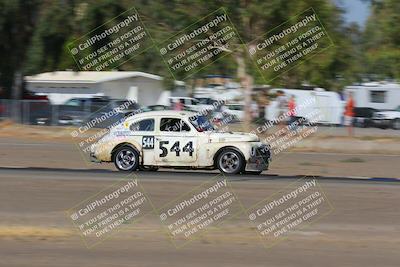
[372,106,400,130]
[58,97,139,127]
[353,107,377,128]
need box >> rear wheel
[113,146,139,172]
[216,149,244,175]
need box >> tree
[0,0,40,98]
[24,0,76,75]
[1,0,364,100]
[363,0,400,80]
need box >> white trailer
[265,88,343,125]
[344,82,400,110]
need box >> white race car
[90,111,271,174]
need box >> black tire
[113,146,139,172]
[216,148,245,175]
[392,119,400,130]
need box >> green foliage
[364,0,400,79]
[0,0,398,98]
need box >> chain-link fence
[0,98,346,128]
[0,99,63,126]
[0,99,140,127]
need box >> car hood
[374,110,400,118]
[207,131,260,142]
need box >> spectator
[173,99,184,111]
[251,101,259,119]
[344,92,355,136]
[258,92,269,120]
[288,95,297,131]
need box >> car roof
[126,110,198,121]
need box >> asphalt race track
[0,167,399,267]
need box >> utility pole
[235,46,253,131]
[11,72,22,100]
[11,71,23,123]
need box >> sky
[334,0,371,27]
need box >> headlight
[250,146,256,157]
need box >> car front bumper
[245,144,271,172]
[89,151,101,163]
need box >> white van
[344,82,400,110]
[265,88,343,125]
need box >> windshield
[196,98,207,104]
[189,115,215,132]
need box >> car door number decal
[159,141,169,157]
[170,141,181,156]
[159,141,194,157]
[142,136,155,149]
[182,141,194,156]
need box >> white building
[25,71,170,105]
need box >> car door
[154,117,198,165]
[120,118,157,165]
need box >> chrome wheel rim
[116,149,136,170]
[219,151,240,173]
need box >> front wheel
[216,149,245,174]
[113,146,139,172]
